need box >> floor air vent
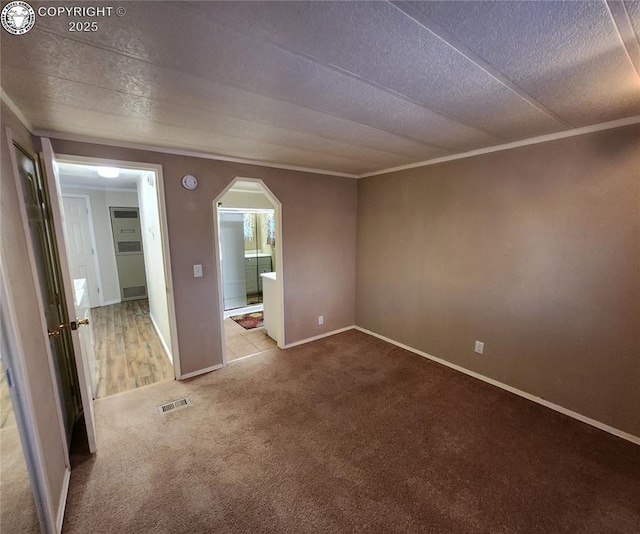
[158,397,192,414]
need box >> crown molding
[24,114,640,182]
[60,183,138,193]
[357,115,640,179]
[0,89,34,132]
[32,129,359,179]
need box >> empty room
[0,1,638,533]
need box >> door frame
[212,177,286,366]
[6,130,71,533]
[61,193,105,307]
[52,151,182,379]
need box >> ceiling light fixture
[97,166,120,178]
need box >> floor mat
[229,311,264,330]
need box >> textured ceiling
[2,1,639,176]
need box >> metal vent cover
[123,285,146,298]
[113,210,138,219]
[118,241,141,253]
[158,397,192,414]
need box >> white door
[41,139,97,453]
[74,279,97,398]
[220,212,247,310]
[62,196,101,308]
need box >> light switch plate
[474,341,484,354]
[193,264,203,278]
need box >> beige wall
[1,102,68,528]
[51,139,358,375]
[356,124,640,437]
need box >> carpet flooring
[63,330,640,533]
[1,426,40,533]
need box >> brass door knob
[77,318,90,326]
[48,322,68,337]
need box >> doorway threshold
[224,303,263,319]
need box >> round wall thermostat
[181,174,198,190]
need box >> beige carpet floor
[1,425,40,533]
[63,330,640,533]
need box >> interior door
[41,139,97,453]
[11,140,81,447]
[62,196,100,308]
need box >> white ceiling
[2,1,639,176]
[57,162,141,190]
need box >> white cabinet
[245,255,272,294]
[261,272,281,344]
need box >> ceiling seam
[3,65,425,162]
[14,93,384,169]
[34,129,359,178]
[30,25,459,152]
[605,0,640,79]
[390,1,574,129]
[188,2,506,142]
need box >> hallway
[93,299,174,398]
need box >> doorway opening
[213,178,285,363]
[55,157,180,399]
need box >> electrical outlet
[318,315,324,325]
[474,341,484,354]
[193,264,203,278]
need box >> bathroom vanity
[260,272,281,345]
[245,252,272,294]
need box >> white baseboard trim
[56,467,71,533]
[283,325,355,349]
[100,299,120,307]
[149,312,173,364]
[179,363,224,380]
[354,326,640,446]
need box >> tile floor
[224,318,277,361]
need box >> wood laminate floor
[93,299,174,399]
